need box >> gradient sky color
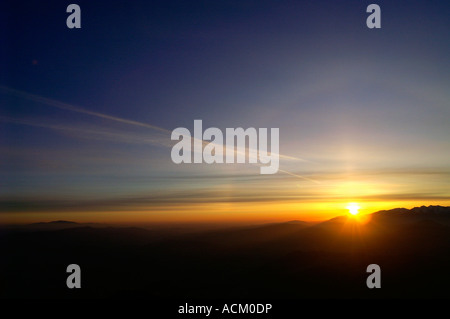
[1,0,449,224]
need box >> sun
[346,203,360,216]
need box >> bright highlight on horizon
[346,203,360,216]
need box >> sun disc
[346,203,360,216]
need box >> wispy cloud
[1,86,313,181]
[1,191,449,213]
[0,86,170,134]
[0,116,172,148]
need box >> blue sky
[1,0,449,223]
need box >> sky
[1,0,449,224]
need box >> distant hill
[1,205,450,299]
[31,220,78,225]
[370,205,450,226]
[23,220,101,231]
[29,220,79,229]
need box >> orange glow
[2,198,450,226]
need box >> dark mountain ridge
[1,205,449,298]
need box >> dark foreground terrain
[1,206,450,299]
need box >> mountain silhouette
[1,205,449,299]
[370,205,450,226]
[27,220,81,231]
